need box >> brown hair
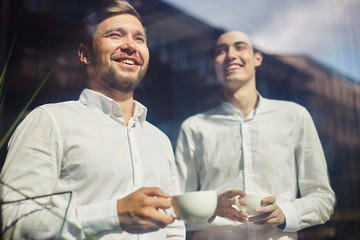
[81,0,143,46]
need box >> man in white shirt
[0,0,185,239]
[175,31,335,239]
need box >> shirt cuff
[277,202,299,232]
[77,198,122,236]
[277,219,286,230]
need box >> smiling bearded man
[0,1,185,239]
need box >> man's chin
[222,77,251,88]
[102,68,144,93]
[224,74,250,82]
[113,77,142,92]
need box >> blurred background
[0,0,359,239]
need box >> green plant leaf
[0,180,98,239]
[0,66,55,149]
[0,34,17,110]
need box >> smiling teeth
[227,65,239,70]
[121,59,135,65]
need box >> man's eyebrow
[103,28,123,35]
[216,41,249,49]
[134,30,147,39]
[103,28,146,38]
[233,41,249,46]
[215,43,228,49]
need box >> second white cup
[235,193,265,215]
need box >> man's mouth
[226,65,240,70]
[224,63,243,72]
[121,59,135,65]
[113,56,140,66]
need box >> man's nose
[226,46,237,60]
[120,37,136,53]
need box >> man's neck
[222,82,258,118]
[116,96,134,126]
[93,86,135,126]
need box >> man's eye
[235,45,246,51]
[135,36,146,43]
[215,48,226,56]
[108,33,121,38]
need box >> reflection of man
[175,31,335,239]
[0,1,185,239]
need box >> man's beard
[101,63,147,93]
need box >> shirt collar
[221,92,264,121]
[79,88,147,125]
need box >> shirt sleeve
[175,121,199,193]
[162,134,186,239]
[0,107,121,239]
[279,107,336,232]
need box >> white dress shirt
[175,94,335,240]
[0,89,185,240]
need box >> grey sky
[162,0,360,82]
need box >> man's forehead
[98,14,145,31]
[216,31,251,46]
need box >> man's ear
[254,51,263,67]
[78,43,91,64]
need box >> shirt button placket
[127,127,143,189]
[242,121,253,193]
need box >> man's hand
[248,196,285,227]
[117,187,174,233]
[214,190,248,223]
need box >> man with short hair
[0,1,185,239]
[175,31,335,239]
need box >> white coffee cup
[234,193,265,215]
[172,191,217,223]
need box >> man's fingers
[249,207,285,226]
[139,207,174,225]
[237,198,248,207]
[252,214,279,226]
[119,207,174,232]
[116,187,176,234]
[229,210,248,223]
[141,187,171,198]
[248,212,271,222]
[143,195,172,209]
[217,205,248,223]
[137,187,173,209]
[120,218,167,234]
[254,204,274,215]
[261,196,276,205]
[215,189,250,223]
[222,190,246,198]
